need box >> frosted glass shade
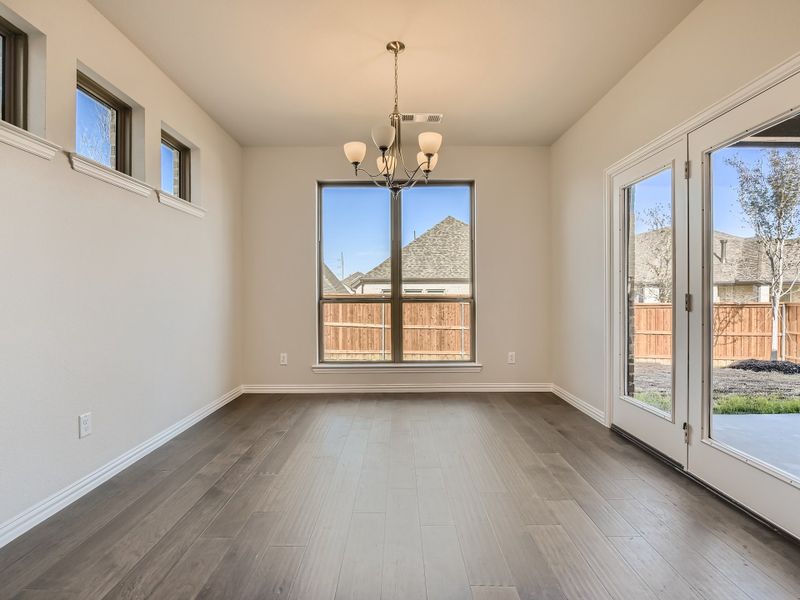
[377,155,396,176]
[343,141,367,164]
[371,124,396,150]
[417,151,438,171]
[418,131,442,155]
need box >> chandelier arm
[397,147,415,179]
[405,162,426,182]
[356,167,386,180]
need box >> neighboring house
[351,216,471,295]
[322,263,350,295]
[633,229,800,303]
[341,271,364,292]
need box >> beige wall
[243,146,551,387]
[550,0,800,413]
[0,0,243,526]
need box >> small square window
[160,131,191,201]
[0,15,28,128]
[76,72,131,174]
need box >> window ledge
[0,120,60,160]
[68,153,151,197]
[312,362,483,374]
[157,190,206,218]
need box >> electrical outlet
[279,352,288,366]
[507,351,516,365]
[79,412,92,438]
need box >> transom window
[160,131,191,201]
[319,182,475,363]
[76,72,131,174]
[0,15,27,128]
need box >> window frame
[76,71,132,174]
[317,180,476,365]
[160,130,191,202]
[0,14,28,129]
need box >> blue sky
[632,146,793,237]
[322,185,471,278]
[160,144,176,193]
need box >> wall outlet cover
[79,412,92,438]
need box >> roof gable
[362,216,470,281]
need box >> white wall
[549,0,800,413]
[0,0,243,526]
[242,146,551,388]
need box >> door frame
[687,72,800,539]
[610,140,689,466]
[604,51,800,540]
[604,50,800,426]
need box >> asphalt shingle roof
[322,263,350,294]
[362,216,470,281]
[634,229,800,284]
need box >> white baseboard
[242,382,553,394]
[550,384,607,424]
[0,385,244,550]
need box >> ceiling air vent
[400,113,444,123]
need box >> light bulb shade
[371,124,396,150]
[417,151,438,172]
[376,155,396,176]
[343,141,367,165]
[418,131,443,155]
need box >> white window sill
[68,153,152,197]
[312,362,483,374]
[0,120,60,160]
[157,190,206,218]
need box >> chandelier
[342,41,443,191]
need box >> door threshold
[611,425,800,547]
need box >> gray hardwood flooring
[2,392,799,599]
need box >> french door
[614,70,800,538]
[612,140,689,466]
[687,71,800,538]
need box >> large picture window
[318,182,474,363]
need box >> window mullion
[391,188,403,362]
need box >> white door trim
[604,50,800,427]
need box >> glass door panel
[708,117,800,480]
[625,168,674,417]
[612,139,688,466]
[687,70,800,538]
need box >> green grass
[632,391,800,414]
[713,394,800,414]
[633,391,672,412]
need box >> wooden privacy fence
[322,302,471,361]
[634,302,800,364]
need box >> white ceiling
[89,0,700,147]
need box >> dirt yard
[633,362,800,397]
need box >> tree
[728,149,800,360]
[78,103,113,165]
[639,204,672,303]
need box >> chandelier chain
[393,49,399,113]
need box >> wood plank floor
[2,392,800,599]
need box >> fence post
[460,302,465,359]
[381,303,386,361]
[782,303,787,361]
